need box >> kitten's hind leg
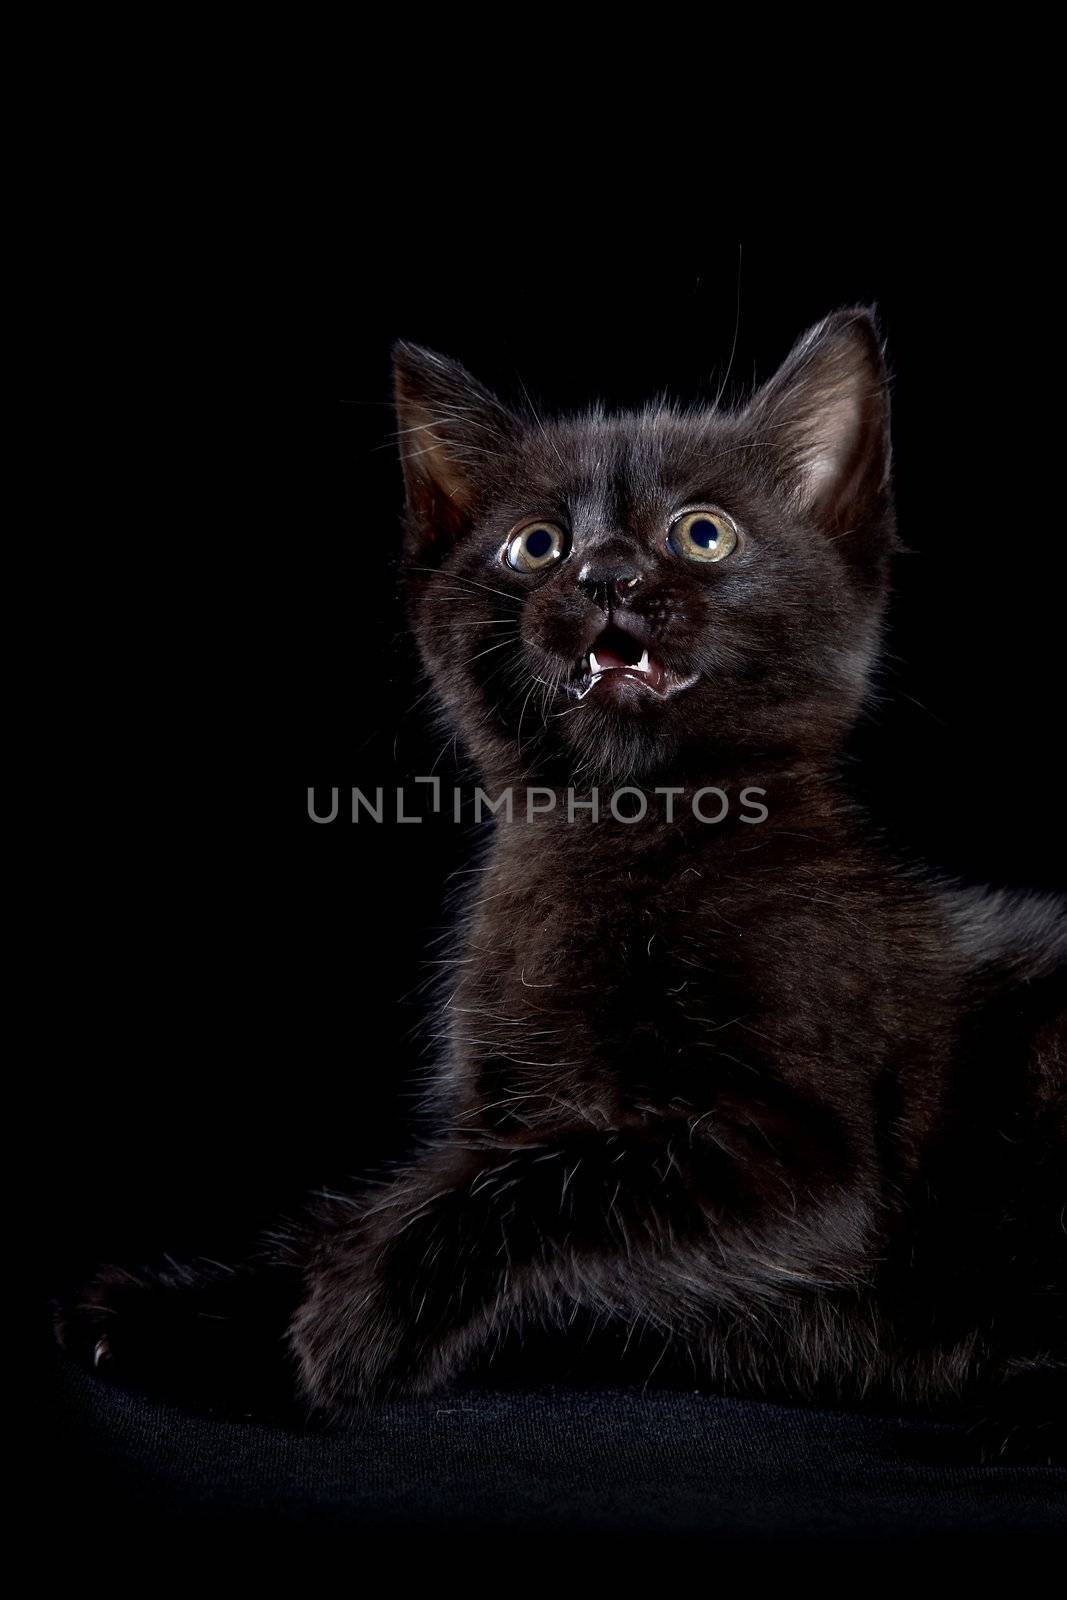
[54,1256,301,1417]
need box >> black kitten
[58,311,1067,1451]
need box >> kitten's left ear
[744,307,892,540]
[393,343,518,559]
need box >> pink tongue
[594,648,633,671]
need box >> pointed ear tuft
[746,307,891,537]
[393,343,517,558]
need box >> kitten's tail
[943,883,1067,984]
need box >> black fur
[56,311,1067,1455]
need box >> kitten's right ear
[742,307,892,545]
[393,343,518,559]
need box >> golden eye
[504,521,567,572]
[667,508,739,564]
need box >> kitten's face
[397,311,895,785]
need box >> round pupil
[525,526,554,559]
[688,518,718,548]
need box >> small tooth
[589,652,602,674]
[637,649,650,672]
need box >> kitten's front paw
[290,1266,447,1411]
[53,1264,161,1378]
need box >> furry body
[58,312,1067,1448]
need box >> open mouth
[569,626,699,701]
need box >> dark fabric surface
[43,1353,1066,1551]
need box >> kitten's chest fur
[446,801,956,1159]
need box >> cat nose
[577,560,643,608]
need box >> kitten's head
[395,310,894,785]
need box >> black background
[44,235,1065,1303]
